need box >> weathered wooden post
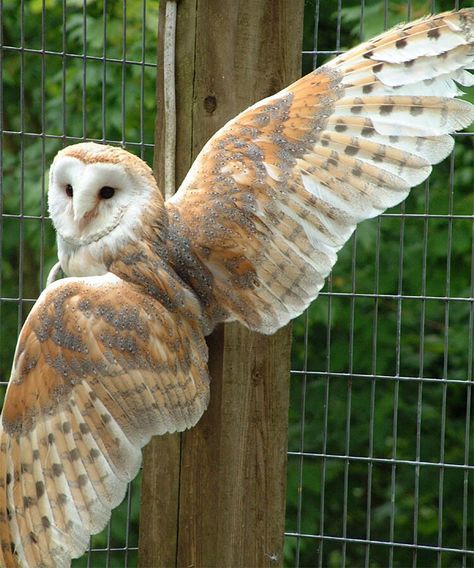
[139,1,304,565]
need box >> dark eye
[65,184,73,197]
[99,186,115,199]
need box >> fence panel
[0,1,472,567]
[285,2,474,567]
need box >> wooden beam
[139,1,304,566]
[177,324,293,567]
[138,6,181,567]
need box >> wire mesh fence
[0,1,157,565]
[285,1,474,567]
[0,1,472,567]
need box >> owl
[0,8,473,567]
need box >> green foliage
[0,1,473,567]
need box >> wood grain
[140,1,304,566]
[139,5,182,566]
[138,434,181,568]
[177,324,293,567]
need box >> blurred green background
[0,1,472,566]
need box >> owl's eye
[65,184,73,197]
[99,186,115,199]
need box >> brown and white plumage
[168,8,474,333]
[0,273,208,567]
[1,9,473,567]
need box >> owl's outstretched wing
[167,8,474,334]
[0,274,209,567]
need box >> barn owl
[0,8,473,567]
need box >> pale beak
[73,193,97,226]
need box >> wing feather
[167,8,474,333]
[0,274,209,567]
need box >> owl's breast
[58,237,109,277]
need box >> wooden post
[139,1,304,566]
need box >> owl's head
[48,142,164,277]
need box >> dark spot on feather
[29,533,38,544]
[361,126,375,137]
[396,38,407,48]
[62,421,71,434]
[328,157,338,167]
[90,448,101,461]
[379,104,394,115]
[321,138,329,147]
[36,481,45,499]
[78,474,88,487]
[58,493,68,504]
[389,135,400,143]
[6,473,11,485]
[373,63,384,73]
[351,105,363,115]
[363,49,374,59]
[335,122,347,132]
[89,391,97,402]
[48,433,55,444]
[78,299,91,312]
[79,423,90,435]
[410,106,423,116]
[23,496,34,509]
[404,60,415,67]
[52,463,63,476]
[21,463,32,474]
[101,413,111,424]
[41,516,51,529]
[345,145,359,156]
[33,450,40,460]
[69,448,80,462]
[427,27,440,39]
[352,166,363,177]
[362,84,373,94]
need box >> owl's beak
[73,194,97,226]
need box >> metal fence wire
[0,1,473,567]
[0,1,157,566]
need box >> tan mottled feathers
[0,8,473,568]
[0,272,209,567]
[56,143,156,181]
[169,8,474,332]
